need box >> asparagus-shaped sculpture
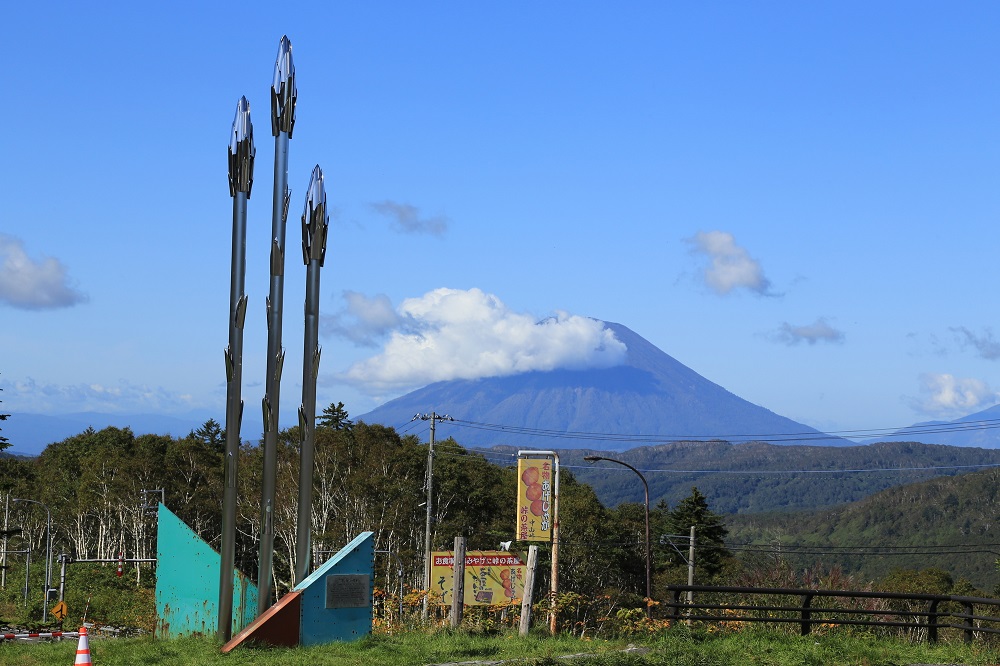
[220,96,254,641]
[258,34,297,615]
[294,165,328,584]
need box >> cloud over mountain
[909,372,998,418]
[334,288,627,395]
[0,234,87,310]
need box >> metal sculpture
[258,34,297,614]
[220,95,255,641]
[295,165,328,584]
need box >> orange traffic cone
[75,626,92,665]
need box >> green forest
[2,401,999,630]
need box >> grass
[3,626,1000,665]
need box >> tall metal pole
[219,96,254,642]
[583,456,651,618]
[258,34,296,614]
[294,165,328,584]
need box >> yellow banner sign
[516,457,553,542]
[430,551,525,606]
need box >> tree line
[0,403,729,612]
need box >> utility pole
[414,412,452,621]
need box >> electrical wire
[565,462,1000,475]
[446,416,1000,445]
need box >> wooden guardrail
[664,584,1000,643]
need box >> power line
[565,463,1000,475]
[429,446,1000,476]
[447,417,1000,445]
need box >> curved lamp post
[583,456,651,618]
[13,498,52,623]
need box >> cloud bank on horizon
[0,234,87,310]
[324,287,628,396]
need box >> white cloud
[371,200,449,236]
[0,234,88,309]
[336,288,627,395]
[1,377,199,414]
[321,291,401,346]
[774,318,845,346]
[686,230,774,296]
[908,373,998,418]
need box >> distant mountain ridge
[357,321,847,450]
[862,403,1000,448]
[4,411,218,456]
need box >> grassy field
[3,626,1000,666]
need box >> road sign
[50,600,67,622]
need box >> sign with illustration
[516,457,553,541]
[430,551,525,606]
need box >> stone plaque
[325,574,370,609]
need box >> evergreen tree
[189,418,225,453]
[666,486,730,578]
[318,401,353,431]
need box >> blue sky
[3,2,1000,438]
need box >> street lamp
[13,498,52,623]
[583,456,652,618]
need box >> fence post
[451,537,465,628]
[668,588,681,621]
[519,546,539,637]
[963,601,974,644]
[927,599,940,643]
[800,593,814,636]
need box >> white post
[519,545,539,636]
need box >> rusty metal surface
[222,590,301,652]
[155,503,258,639]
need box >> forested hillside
[0,416,670,610]
[557,440,1000,513]
[727,467,1000,591]
[5,413,999,625]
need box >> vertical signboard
[431,551,525,606]
[517,457,553,542]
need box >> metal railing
[665,584,1000,643]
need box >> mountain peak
[356,320,844,450]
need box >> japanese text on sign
[516,458,552,542]
[430,550,526,606]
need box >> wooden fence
[665,584,1000,643]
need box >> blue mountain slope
[862,403,1000,448]
[356,321,845,450]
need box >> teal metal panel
[155,503,258,638]
[294,531,374,645]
